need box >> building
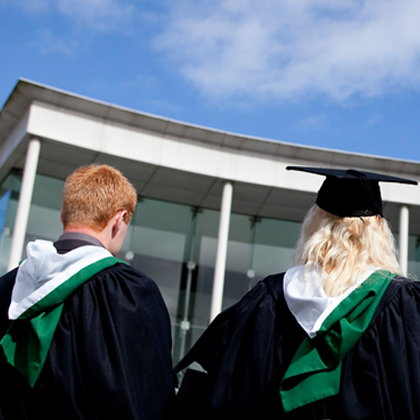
[0,79,419,362]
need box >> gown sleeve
[175,273,306,419]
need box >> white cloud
[7,0,136,31]
[54,0,136,31]
[154,0,420,103]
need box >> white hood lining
[9,240,113,320]
[283,265,377,338]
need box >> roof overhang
[1,79,419,232]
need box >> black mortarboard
[286,166,418,217]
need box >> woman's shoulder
[380,275,420,304]
[260,272,286,300]
[367,275,420,330]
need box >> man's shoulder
[0,268,18,336]
[0,267,18,284]
[63,262,168,318]
[104,261,154,281]
[0,268,18,299]
[86,261,161,293]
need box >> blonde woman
[175,167,419,420]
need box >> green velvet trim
[280,270,396,413]
[1,257,122,387]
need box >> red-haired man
[0,165,174,420]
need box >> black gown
[175,273,420,420]
[0,240,175,420]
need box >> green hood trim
[280,270,396,412]
[1,256,122,387]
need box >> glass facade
[224,214,301,308]
[0,170,22,274]
[393,232,420,280]
[0,172,303,362]
[408,234,420,280]
[118,198,201,361]
[1,171,419,363]
[25,174,64,248]
[120,202,301,362]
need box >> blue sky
[1,0,420,162]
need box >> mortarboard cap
[286,166,418,217]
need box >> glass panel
[178,208,220,359]
[24,174,64,250]
[222,213,253,310]
[117,198,194,362]
[222,214,302,310]
[408,234,420,280]
[0,170,22,275]
[253,217,301,279]
[118,202,229,362]
[394,232,420,280]
[122,199,192,314]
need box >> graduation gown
[175,273,420,420]
[0,240,175,420]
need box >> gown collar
[283,264,377,338]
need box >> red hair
[61,164,137,232]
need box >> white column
[210,181,233,322]
[399,205,409,277]
[7,138,41,271]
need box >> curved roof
[0,79,419,232]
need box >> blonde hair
[294,205,401,297]
[61,164,137,232]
